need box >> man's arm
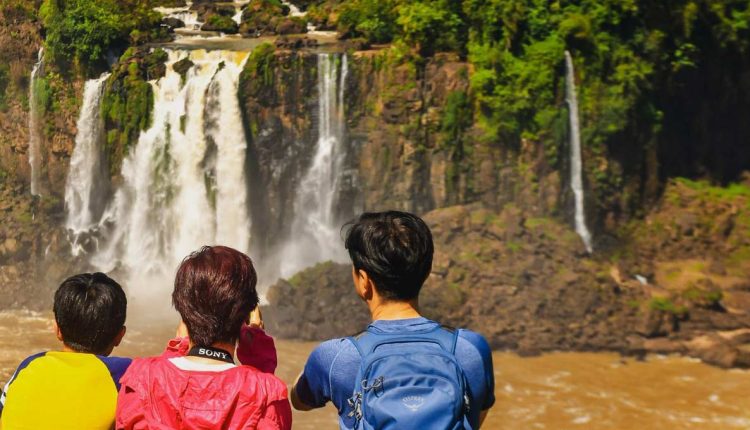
[290,373,315,411]
[479,409,489,427]
[290,341,339,411]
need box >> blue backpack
[346,325,472,430]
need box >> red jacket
[116,326,292,430]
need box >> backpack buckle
[362,376,384,395]
[347,392,363,421]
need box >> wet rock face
[344,53,562,218]
[0,181,86,310]
[0,6,80,199]
[239,49,319,256]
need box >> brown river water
[1,310,749,429]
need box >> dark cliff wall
[346,51,564,218]
[239,47,346,258]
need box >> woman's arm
[237,325,277,373]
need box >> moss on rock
[101,48,160,177]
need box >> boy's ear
[113,326,126,347]
[54,322,63,342]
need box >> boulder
[173,58,195,80]
[201,14,239,34]
[264,262,370,340]
[163,17,185,29]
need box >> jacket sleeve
[257,398,292,430]
[115,366,147,430]
[236,325,278,373]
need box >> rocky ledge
[264,178,750,368]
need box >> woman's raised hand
[248,307,264,330]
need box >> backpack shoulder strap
[346,330,368,358]
[440,325,461,354]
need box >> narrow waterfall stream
[64,73,111,254]
[280,53,349,278]
[28,48,44,196]
[564,51,593,253]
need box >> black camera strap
[187,346,235,364]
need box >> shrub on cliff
[39,0,165,75]
[100,48,166,176]
[201,13,239,34]
[239,43,277,101]
[239,0,307,36]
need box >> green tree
[39,0,162,75]
[397,0,462,56]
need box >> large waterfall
[28,48,44,196]
[62,45,354,305]
[64,73,111,253]
[279,53,349,277]
[89,49,252,299]
[564,51,593,253]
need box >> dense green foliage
[324,0,750,192]
[203,13,240,34]
[101,48,158,175]
[240,42,277,98]
[39,0,165,74]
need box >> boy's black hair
[344,211,434,301]
[53,273,127,354]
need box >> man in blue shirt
[291,211,495,428]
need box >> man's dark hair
[172,245,258,347]
[53,273,127,354]
[344,211,434,301]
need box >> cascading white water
[564,50,593,253]
[91,49,252,300]
[280,53,349,277]
[154,6,202,31]
[232,8,243,25]
[28,48,44,196]
[281,0,306,17]
[64,73,111,253]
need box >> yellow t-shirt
[0,351,131,430]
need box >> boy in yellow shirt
[0,273,129,430]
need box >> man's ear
[113,326,126,347]
[354,269,375,302]
[54,322,63,342]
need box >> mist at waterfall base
[64,49,351,321]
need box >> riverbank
[1,310,748,430]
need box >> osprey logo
[401,395,425,412]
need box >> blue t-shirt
[294,317,495,429]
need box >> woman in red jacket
[116,246,292,430]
